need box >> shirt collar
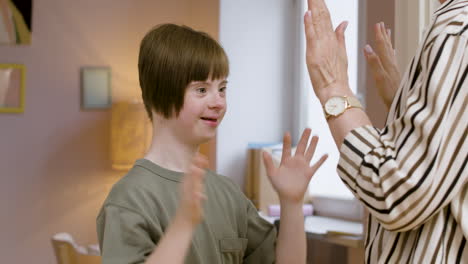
[434,0,464,16]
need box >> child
[97,23,327,264]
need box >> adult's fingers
[308,0,334,36]
[304,10,316,43]
[374,22,395,70]
[335,21,348,49]
[381,22,393,47]
[375,23,388,55]
[364,44,386,82]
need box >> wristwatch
[323,95,363,120]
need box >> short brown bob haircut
[138,23,229,120]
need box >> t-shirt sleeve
[243,200,277,264]
[97,204,159,264]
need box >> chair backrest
[51,238,101,264]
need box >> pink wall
[0,0,218,263]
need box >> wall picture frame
[0,0,33,45]
[81,66,111,110]
[0,64,25,113]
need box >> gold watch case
[323,96,362,119]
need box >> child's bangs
[188,38,229,82]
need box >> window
[394,0,440,70]
[297,0,362,200]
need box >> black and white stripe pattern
[338,0,468,263]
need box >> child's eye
[219,87,227,93]
[196,87,207,94]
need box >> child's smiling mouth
[200,117,219,126]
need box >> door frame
[394,0,440,71]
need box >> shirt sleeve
[243,200,277,264]
[337,32,468,232]
[97,204,159,264]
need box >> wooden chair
[51,233,101,264]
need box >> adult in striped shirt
[304,0,467,262]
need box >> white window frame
[394,0,440,71]
[295,0,366,200]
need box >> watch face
[325,96,346,116]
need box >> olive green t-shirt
[97,159,276,264]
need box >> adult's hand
[364,22,401,109]
[304,0,351,104]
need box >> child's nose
[208,94,225,109]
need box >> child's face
[173,78,227,144]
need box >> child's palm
[263,129,328,203]
[272,157,313,202]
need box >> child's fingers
[192,191,206,221]
[191,167,205,196]
[193,153,209,169]
[308,154,328,176]
[184,154,207,197]
[192,191,206,208]
[305,135,319,163]
[196,192,207,201]
[178,159,208,224]
[280,132,292,164]
[190,154,207,184]
[262,151,276,177]
[183,164,205,198]
[188,168,206,208]
[295,128,312,156]
[191,165,205,180]
[189,165,204,180]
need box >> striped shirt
[337,0,468,263]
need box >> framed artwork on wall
[0,64,25,113]
[81,66,111,110]
[0,0,33,45]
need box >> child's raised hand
[262,128,328,204]
[178,154,208,227]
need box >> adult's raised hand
[364,22,401,109]
[304,0,352,103]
